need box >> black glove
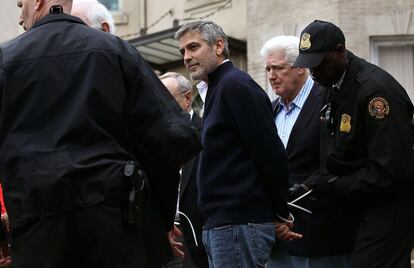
[287,183,317,215]
[303,173,338,195]
[289,183,311,201]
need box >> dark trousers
[352,195,414,268]
[10,199,148,268]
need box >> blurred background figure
[160,72,208,268]
[72,0,115,33]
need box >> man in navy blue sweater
[175,21,301,268]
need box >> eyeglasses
[172,90,191,98]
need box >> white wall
[0,1,23,43]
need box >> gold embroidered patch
[368,97,389,119]
[340,114,352,133]
[300,33,311,50]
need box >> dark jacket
[179,113,208,268]
[325,52,414,201]
[198,61,290,229]
[272,83,355,256]
[0,13,200,267]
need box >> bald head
[71,0,115,33]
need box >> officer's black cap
[293,20,345,68]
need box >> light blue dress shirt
[275,76,314,148]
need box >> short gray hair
[159,72,192,94]
[175,20,229,58]
[260,36,300,66]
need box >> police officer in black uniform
[0,0,201,267]
[293,20,414,268]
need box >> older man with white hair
[71,0,115,33]
[261,35,355,268]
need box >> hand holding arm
[274,221,302,241]
[167,225,185,258]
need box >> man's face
[179,31,219,82]
[265,51,303,101]
[17,0,37,30]
[309,50,344,87]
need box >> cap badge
[368,97,389,119]
[340,113,352,133]
[300,33,311,50]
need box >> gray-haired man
[261,35,354,268]
[175,20,301,268]
[71,0,115,33]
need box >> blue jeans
[202,223,275,268]
[268,241,352,268]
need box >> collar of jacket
[342,51,358,86]
[31,13,86,30]
[204,60,233,107]
[207,60,233,88]
[331,51,359,106]
[272,97,281,116]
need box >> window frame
[98,0,122,12]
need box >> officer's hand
[288,183,310,201]
[303,174,338,195]
[167,225,185,258]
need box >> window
[98,0,119,11]
[371,36,414,102]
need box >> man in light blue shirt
[274,76,313,148]
[261,36,353,268]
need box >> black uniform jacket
[272,83,355,256]
[324,52,414,202]
[0,13,200,266]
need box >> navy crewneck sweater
[197,61,290,229]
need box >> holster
[123,160,148,228]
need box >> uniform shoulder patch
[368,97,389,119]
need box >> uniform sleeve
[222,80,290,219]
[123,50,201,170]
[121,48,201,230]
[333,90,414,199]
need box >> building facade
[247,0,414,102]
[1,0,413,104]
[0,1,22,43]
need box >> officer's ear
[296,67,307,75]
[334,43,348,64]
[335,44,346,56]
[35,0,44,11]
